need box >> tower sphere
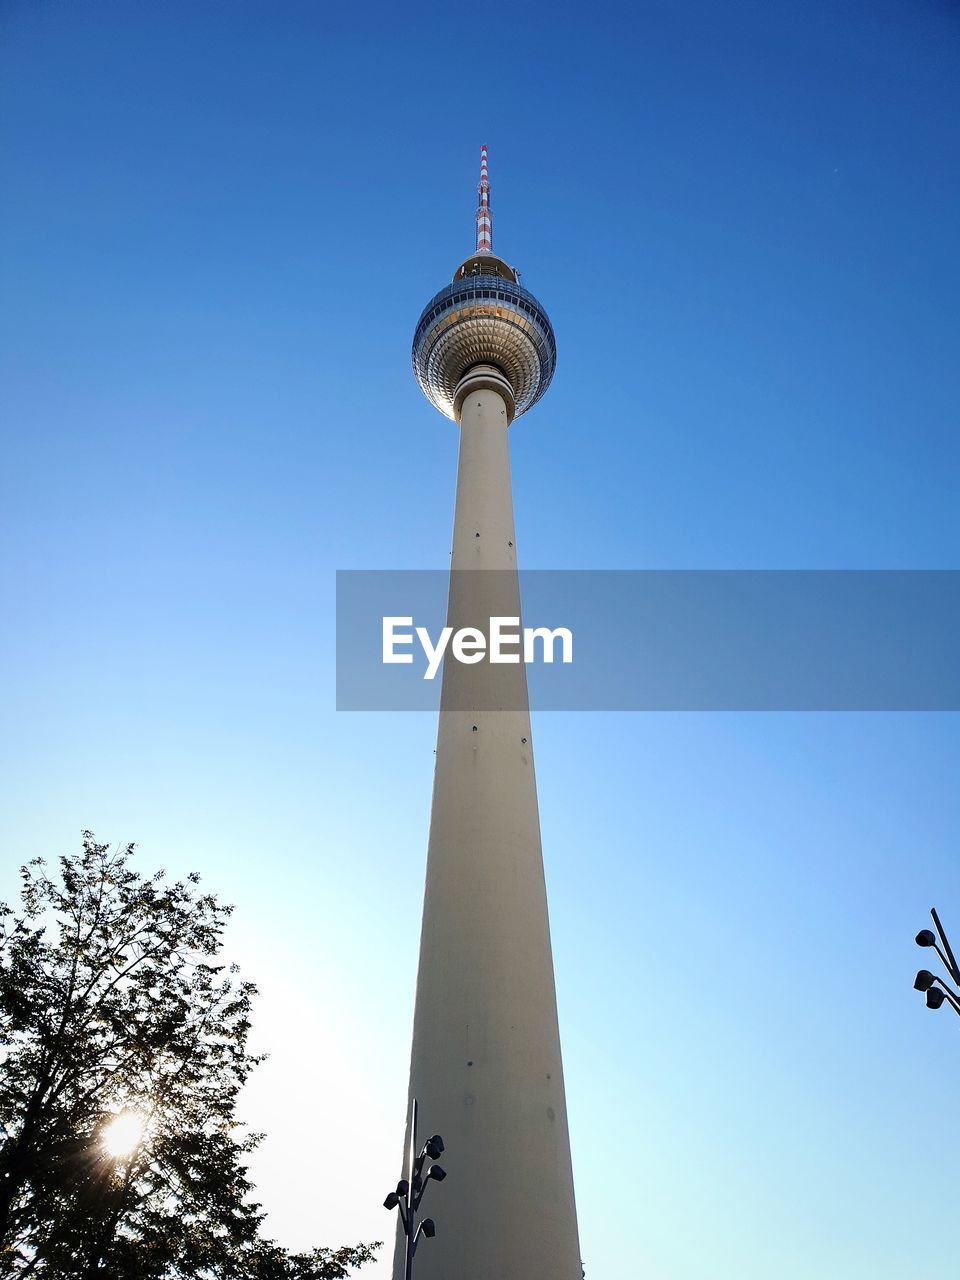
[412,152,557,424]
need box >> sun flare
[101,1110,146,1158]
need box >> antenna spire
[475,145,492,254]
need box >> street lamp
[913,908,960,1018]
[383,1099,446,1280]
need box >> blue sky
[2,1,959,1276]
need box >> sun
[101,1110,146,1158]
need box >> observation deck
[412,254,556,422]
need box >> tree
[0,834,380,1278]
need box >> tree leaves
[0,834,380,1279]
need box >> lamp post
[914,907,960,1017]
[383,1099,446,1280]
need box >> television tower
[399,148,580,1278]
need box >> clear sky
[2,1,959,1277]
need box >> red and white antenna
[475,145,492,253]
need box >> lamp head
[421,1218,436,1238]
[914,969,936,992]
[424,1135,444,1159]
[916,929,937,947]
[926,987,946,1009]
[428,1163,447,1182]
[383,1192,399,1210]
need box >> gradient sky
[2,2,960,1277]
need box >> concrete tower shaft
[398,152,580,1279]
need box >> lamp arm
[933,978,960,1017]
[931,908,960,985]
